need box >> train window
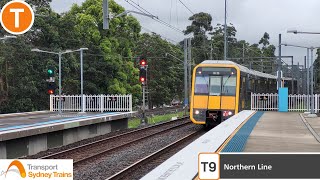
[222,75,236,96]
[209,76,222,95]
[194,67,237,96]
[195,76,209,94]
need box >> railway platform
[143,111,320,180]
[243,112,320,152]
[0,111,136,158]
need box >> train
[190,60,296,127]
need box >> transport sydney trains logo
[0,0,35,35]
[0,160,26,179]
[0,160,73,180]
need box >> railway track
[105,129,205,180]
[136,106,185,118]
[40,116,190,166]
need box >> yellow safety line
[194,111,257,180]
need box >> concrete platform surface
[0,111,136,141]
[0,112,111,131]
[303,114,320,136]
[0,111,136,158]
[244,112,320,152]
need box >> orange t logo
[0,0,34,35]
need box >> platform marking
[0,112,125,132]
[216,111,257,153]
[299,114,320,143]
[193,111,257,180]
[221,111,264,152]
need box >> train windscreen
[195,67,237,96]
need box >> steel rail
[40,116,190,160]
[105,130,201,180]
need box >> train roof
[201,60,293,80]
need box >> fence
[251,93,278,111]
[251,93,320,113]
[50,94,132,112]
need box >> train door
[206,75,223,126]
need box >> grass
[128,111,187,129]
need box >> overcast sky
[51,0,320,66]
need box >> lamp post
[0,35,17,40]
[287,30,320,35]
[280,43,320,117]
[287,30,320,115]
[224,0,227,60]
[76,48,89,113]
[32,48,88,114]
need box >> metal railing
[251,93,320,113]
[50,94,132,112]
[251,93,278,111]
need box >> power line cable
[124,0,185,34]
[170,0,173,24]
[178,0,194,15]
[176,0,178,26]
[141,26,179,44]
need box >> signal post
[139,56,148,125]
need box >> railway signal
[47,82,55,95]
[139,68,147,83]
[47,66,54,77]
[47,66,55,94]
[139,56,148,84]
[139,56,147,67]
[139,56,148,125]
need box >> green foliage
[0,3,286,114]
[0,0,144,113]
[184,12,213,64]
[134,33,184,107]
[184,13,277,74]
[128,111,185,128]
[0,0,185,113]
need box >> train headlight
[195,110,200,115]
[223,111,234,117]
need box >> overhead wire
[123,0,185,35]
[176,0,178,26]
[169,0,173,24]
[178,0,194,15]
[141,26,179,44]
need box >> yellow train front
[190,60,240,127]
[190,60,295,127]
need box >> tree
[210,23,238,60]
[184,12,213,64]
[0,0,144,113]
[134,33,184,107]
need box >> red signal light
[139,68,147,84]
[140,77,145,82]
[140,59,146,66]
[48,89,54,94]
